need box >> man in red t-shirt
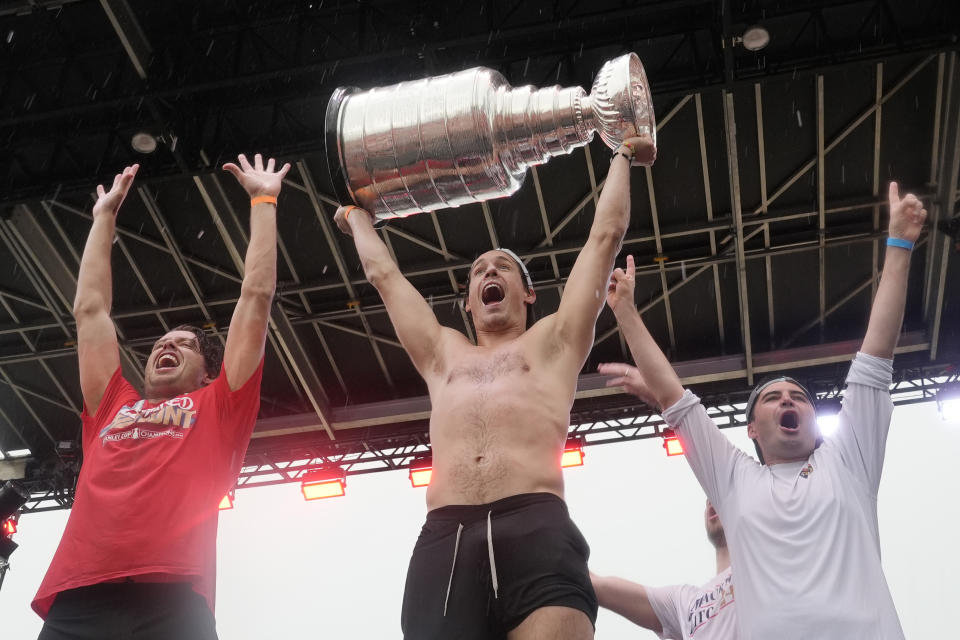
[33,154,290,640]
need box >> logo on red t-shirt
[98,397,198,444]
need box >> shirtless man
[591,501,737,639]
[334,134,655,640]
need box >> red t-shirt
[32,361,263,618]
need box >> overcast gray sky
[2,400,956,638]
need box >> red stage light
[662,429,684,456]
[2,519,15,535]
[408,454,433,488]
[218,493,234,511]
[561,440,585,468]
[302,469,346,500]
[410,467,433,488]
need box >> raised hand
[624,133,656,166]
[606,254,636,313]
[334,205,373,237]
[223,153,291,199]
[887,182,927,244]
[597,362,659,408]
[93,164,139,219]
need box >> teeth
[158,354,178,368]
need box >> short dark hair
[171,324,223,378]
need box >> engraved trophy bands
[325,52,655,221]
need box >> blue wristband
[886,237,913,251]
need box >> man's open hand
[223,153,291,199]
[93,164,139,219]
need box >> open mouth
[156,352,181,371]
[779,410,799,430]
[481,281,505,306]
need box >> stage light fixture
[561,439,585,468]
[1,519,14,536]
[301,468,346,501]
[218,492,234,511]
[937,383,960,423]
[662,429,684,456]
[408,455,433,488]
[5,449,30,458]
[817,397,843,436]
[130,132,158,154]
[0,481,29,522]
[741,25,770,51]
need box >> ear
[201,372,214,387]
[524,287,537,305]
[746,421,757,440]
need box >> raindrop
[523,57,530,77]
[322,264,328,274]
[5,31,13,44]
[796,110,803,127]
[681,261,687,279]
[197,229,204,239]
[206,41,214,56]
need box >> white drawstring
[443,523,464,616]
[487,511,499,599]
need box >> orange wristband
[342,205,358,220]
[251,195,278,207]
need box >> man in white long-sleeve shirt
[596,182,926,639]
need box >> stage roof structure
[0,0,958,510]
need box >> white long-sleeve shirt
[663,352,904,640]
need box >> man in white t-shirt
[591,500,737,639]
[596,183,926,640]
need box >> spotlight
[817,397,843,436]
[408,455,432,488]
[130,132,158,154]
[0,482,28,563]
[561,439,585,468]
[301,468,346,501]
[937,383,960,423]
[741,25,770,51]
[218,491,234,511]
[0,481,29,522]
[662,429,684,456]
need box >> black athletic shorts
[400,492,597,639]
[37,581,218,640]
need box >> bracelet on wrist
[251,195,277,207]
[886,237,913,251]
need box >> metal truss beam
[924,51,960,359]
[17,348,954,513]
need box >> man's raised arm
[334,206,450,378]
[221,154,290,391]
[590,572,664,634]
[74,164,139,415]
[860,182,927,359]
[599,255,684,412]
[551,134,655,365]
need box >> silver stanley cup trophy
[325,53,655,221]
